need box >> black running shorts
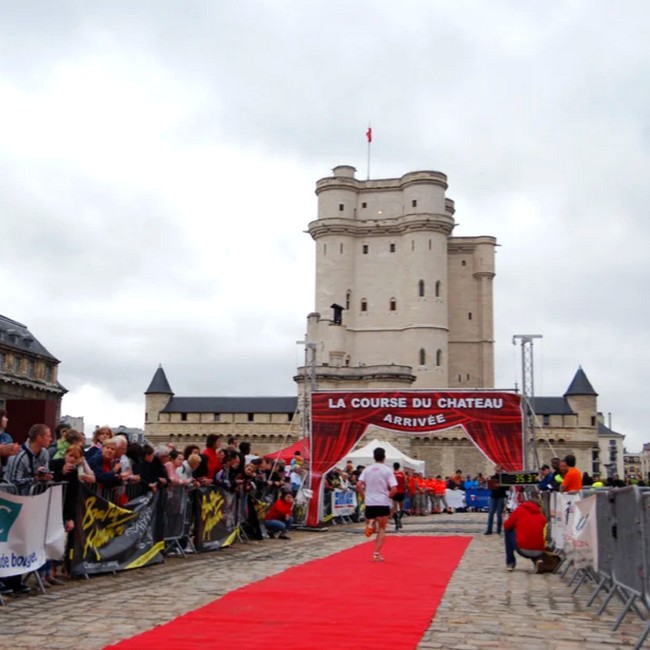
[365,505,390,519]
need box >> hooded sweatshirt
[503,500,546,551]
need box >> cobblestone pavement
[0,513,646,650]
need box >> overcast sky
[2,1,649,450]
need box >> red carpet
[106,535,471,650]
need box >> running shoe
[364,521,377,537]
[372,553,385,562]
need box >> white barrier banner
[572,495,597,570]
[550,492,581,555]
[333,489,357,516]
[0,488,65,577]
[445,489,465,510]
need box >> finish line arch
[307,390,523,526]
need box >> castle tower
[144,365,173,428]
[296,165,496,391]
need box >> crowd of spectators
[0,416,307,597]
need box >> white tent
[336,438,425,474]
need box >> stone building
[0,314,66,441]
[144,366,300,454]
[297,165,496,394]
[143,166,625,479]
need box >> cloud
[1,1,649,451]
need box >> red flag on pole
[366,127,372,143]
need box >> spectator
[50,444,95,580]
[549,457,562,490]
[86,426,113,464]
[135,444,169,491]
[559,454,583,493]
[503,496,558,573]
[538,464,555,491]
[52,429,84,460]
[177,451,200,484]
[485,465,508,535]
[264,492,294,539]
[87,439,123,488]
[8,423,53,494]
[48,422,70,461]
[193,434,221,485]
[0,408,20,479]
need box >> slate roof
[145,366,173,394]
[564,367,598,396]
[161,396,298,414]
[598,422,625,438]
[0,314,58,361]
[531,396,574,415]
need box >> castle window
[468,312,472,320]
[360,299,368,312]
[389,243,395,253]
[345,290,351,310]
[591,416,596,426]
[248,413,255,422]
[412,199,417,208]
[339,204,344,211]
[435,280,441,297]
[362,202,367,208]
[411,240,415,251]
[543,415,550,426]
[323,244,327,255]
[213,413,221,422]
[389,298,397,311]
[436,349,442,367]
[419,348,426,365]
[12,356,20,373]
[362,244,369,254]
[0,353,4,371]
[345,357,350,366]
[340,243,343,254]
[429,239,432,250]
[180,413,187,421]
[44,365,52,382]
[145,411,149,421]
[461,260,466,266]
[287,412,294,422]
[26,360,34,377]
[418,279,425,297]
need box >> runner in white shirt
[357,447,397,562]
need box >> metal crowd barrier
[546,486,650,648]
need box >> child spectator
[264,492,294,539]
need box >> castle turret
[144,365,173,426]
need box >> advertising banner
[71,484,163,577]
[332,489,357,516]
[194,486,237,551]
[572,495,598,570]
[0,486,65,577]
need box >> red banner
[307,390,523,525]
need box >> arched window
[345,290,351,310]
[435,280,441,297]
[418,279,425,297]
[360,299,368,312]
[389,298,397,311]
[436,349,442,367]
[419,348,426,366]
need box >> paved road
[0,513,645,649]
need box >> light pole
[512,334,542,470]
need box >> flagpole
[366,124,372,180]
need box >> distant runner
[357,447,398,561]
[392,462,406,531]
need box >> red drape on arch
[307,391,523,526]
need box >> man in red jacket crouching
[503,496,557,573]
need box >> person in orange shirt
[559,454,583,492]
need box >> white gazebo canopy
[336,438,425,474]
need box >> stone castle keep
[145,165,604,476]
